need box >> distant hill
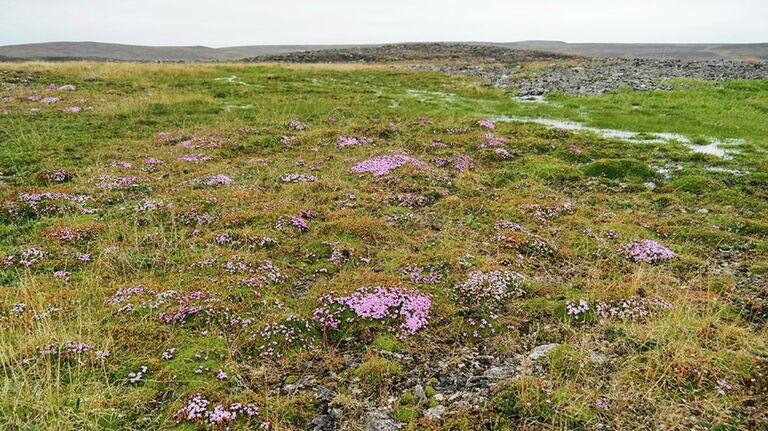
[0,41,372,62]
[0,42,246,62]
[249,43,579,64]
[1,40,766,62]
[498,41,768,61]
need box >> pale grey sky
[1,0,766,47]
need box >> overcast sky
[1,0,766,47]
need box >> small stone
[316,386,335,402]
[413,384,427,403]
[529,343,559,360]
[424,405,446,421]
[310,414,333,431]
[364,408,401,431]
[590,352,608,363]
[483,365,517,380]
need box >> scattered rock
[424,405,447,421]
[400,58,768,95]
[311,414,335,431]
[413,384,427,403]
[364,408,401,431]
[482,365,518,380]
[529,343,560,360]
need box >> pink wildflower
[477,119,496,129]
[313,286,431,334]
[350,155,427,177]
[618,240,676,263]
[337,136,373,148]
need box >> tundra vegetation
[0,61,767,430]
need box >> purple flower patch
[618,240,676,263]
[337,136,373,148]
[313,286,431,334]
[350,155,427,177]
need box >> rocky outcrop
[245,43,579,64]
[400,58,768,95]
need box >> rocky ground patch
[401,58,768,95]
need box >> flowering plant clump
[388,192,430,209]
[566,299,592,322]
[494,148,513,158]
[595,296,672,320]
[155,131,189,145]
[157,290,216,325]
[161,348,176,360]
[40,97,60,104]
[454,270,526,302]
[127,365,148,383]
[3,192,94,219]
[325,242,353,265]
[400,265,444,285]
[313,286,431,334]
[494,219,526,234]
[290,215,309,232]
[109,161,133,169]
[178,153,213,163]
[28,341,109,367]
[91,175,141,190]
[446,126,471,134]
[477,119,496,129]
[566,297,672,322]
[569,144,584,155]
[258,236,279,249]
[3,247,45,268]
[450,154,475,172]
[519,202,574,224]
[350,155,427,177]
[107,286,218,326]
[35,169,72,185]
[179,137,223,150]
[337,136,373,148]
[618,240,676,263]
[178,207,215,226]
[434,154,475,172]
[299,209,316,219]
[44,225,100,243]
[280,173,317,183]
[287,118,309,131]
[254,316,316,358]
[175,393,259,427]
[189,174,233,186]
[480,132,509,148]
[461,313,500,339]
[214,233,242,247]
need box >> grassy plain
[0,62,767,430]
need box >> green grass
[0,62,767,430]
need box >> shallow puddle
[492,115,736,158]
[224,104,253,112]
[214,75,252,86]
[405,89,456,102]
